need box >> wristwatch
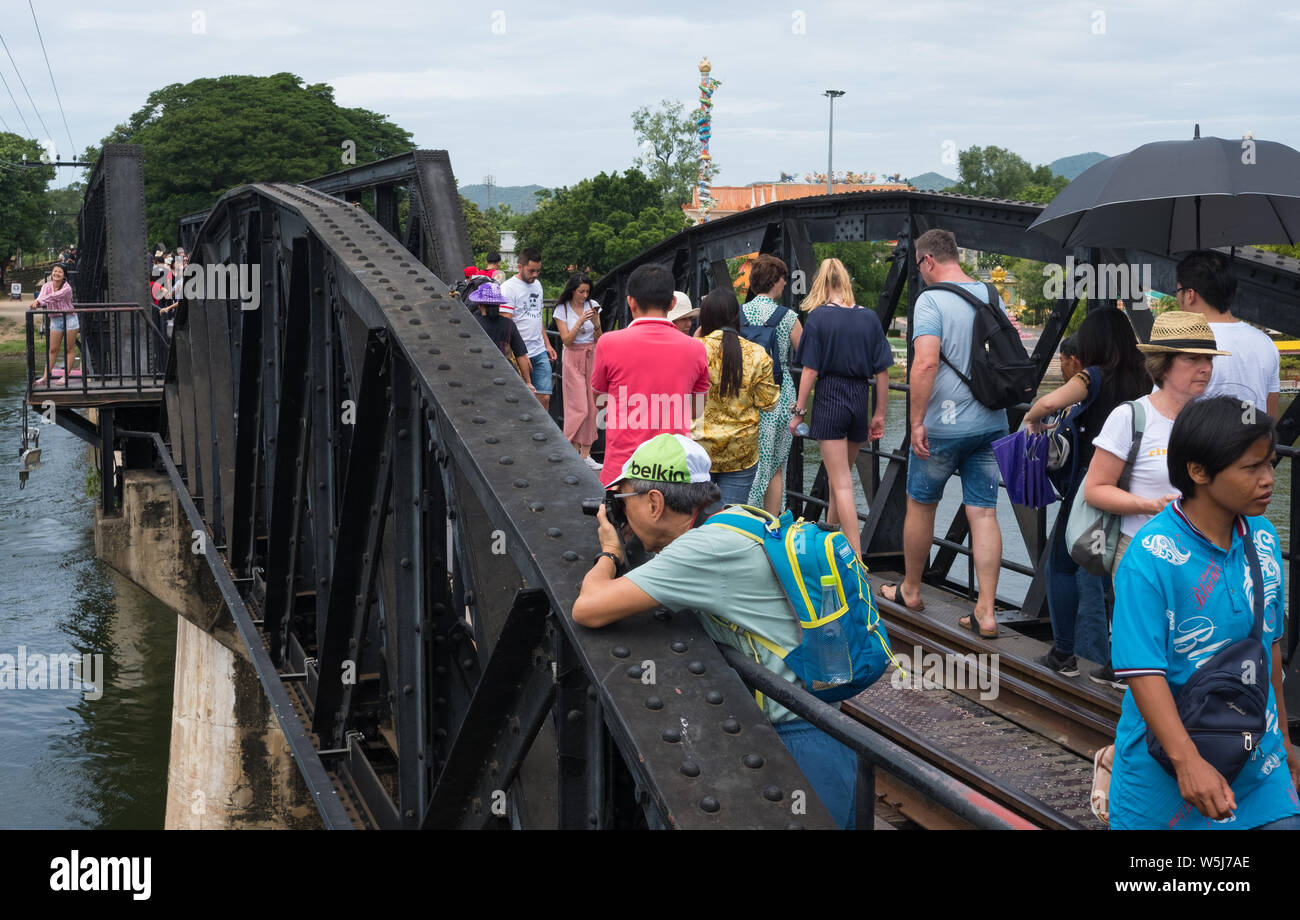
[792,406,807,417]
[594,551,624,575]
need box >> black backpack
[925,281,1037,410]
[740,305,793,386]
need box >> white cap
[667,291,698,323]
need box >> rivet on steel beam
[762,786,783,802]
[645,696,663,710]
[398,428,408,439]
[563,475,578,485]
[671,641,688,653]
[680,760,700,777]
[688,661,706,675]
[403,684,413,696]
[706,691,724,704]
[662,729,681,744]
[566,709,582,724]
[785,823,803,830]
[626,664,643,679]
[545,527,562,538]
[513,479,528,488]
[722,718,741,734]
[699,796,720,814]
[318,576,328,585]
[400,557,411,568]
[611,646,629,659]
[504,395,519,404]
[530,502,546,512]
[562,551,579,562]
[462,658,475,669]
[518,413,533,422]
[743,753,764,769]
[499,456,514,465]
[493,378,506,386]
[472,416,486,424]
[586,686,597,701]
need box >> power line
[27,1,74,156]
[0,64,32,137]
[0,29,53,143]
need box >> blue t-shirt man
[910,283,1008,435]
[1110,502,1299,829]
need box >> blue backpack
[740,306,792,385]
[704,505,901,702]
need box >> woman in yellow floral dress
[692,289,780,504]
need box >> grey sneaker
[583,456,602,472]
[1089,664,1126,691]
[1039,647,1080,677]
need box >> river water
[0,359,175,829]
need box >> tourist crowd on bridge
[452,232,1300,831]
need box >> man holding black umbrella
[1175,250,1279,419]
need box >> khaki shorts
[1111,532,1132,575]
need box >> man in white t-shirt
[500,247,556,410]
[1176,250,1279,418]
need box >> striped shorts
[809,375,872,442]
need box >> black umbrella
[1028,127,1300,254]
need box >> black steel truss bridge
[28,144,1300,829]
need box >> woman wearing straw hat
[1084,311,1229,574]
[1083,311,1229,821]
[1082,311,1228,690]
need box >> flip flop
[959,611,999,639]
[879,582,925,612]
[1090,745,1113,825]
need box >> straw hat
[1135,311,1230,356]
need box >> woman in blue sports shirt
[1109,396,1300,829]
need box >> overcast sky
[5,0,1298,190]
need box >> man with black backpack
[880,229,1030,639]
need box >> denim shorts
[529,350,553,394]
[907,429,1001,508]
[49,312,79,332]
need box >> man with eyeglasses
[879,229,1005,641]
[572,433,858,828]
[1174,250,1278,419]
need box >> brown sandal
[959,611,999,639]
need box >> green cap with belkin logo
[608,434,713,488]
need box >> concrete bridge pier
[94,469,321,829]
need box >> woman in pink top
[30,263,77,386]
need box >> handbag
[1046,365,1102,489]
[1145,524,1271,784]
[1066,400,1144,576]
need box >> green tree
[631,99,712,208]
[461,196,498,257]
[952,145,1068,201]
[517,169,687,288]
[99,73,413,245]
[45,183,84,253]
[0,133,56,284]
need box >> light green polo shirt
[624,525,802,723]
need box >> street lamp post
[823,90,845,195]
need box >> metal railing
[25,303,166,397]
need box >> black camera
[582,492,628,531]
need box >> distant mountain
[908,171,956,191]
[1048,152,1107,180]
[460,184,546,215]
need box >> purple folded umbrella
[992,430,1058,509]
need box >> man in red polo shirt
[592,265,710,487]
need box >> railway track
[836,580,1126,829]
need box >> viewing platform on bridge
[23,303,166,410]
